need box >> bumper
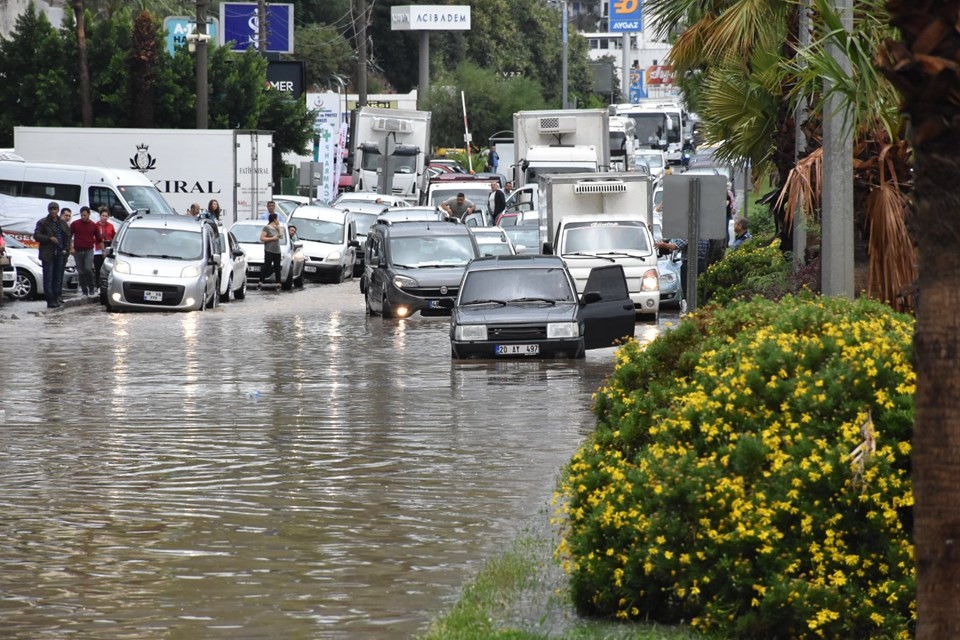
[303,262,342,280]
[659,287,683,308]
[451,337,584,359]
[385,285,455,317]
[630,291,660,316]
[107,274,207,311]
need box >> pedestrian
[259,200,287,223]
[94,208,116,285]
[487,144,499,173]
[33,202,72,309]
[487,181,505,220]
[206,199,224,222]
[186,202,201,218]
[58,208,74,302]
[288,225,299,243]
[504,181,514,197]
[259,212,283,290]
[730,216,752,250]
[69,206,101,297]
[439,193,476,221]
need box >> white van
[0,158,177,243]
[288,204,360,283]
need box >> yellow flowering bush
[555,295,915,638]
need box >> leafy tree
[292,23,353,90]
[130,10,161,127]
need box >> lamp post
[194,0,209,129]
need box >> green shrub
[555,295,915,639]
[698,235,793,305]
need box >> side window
[89,186,120,213]
[0,179,21,196]
[22,181,81,202]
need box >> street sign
[608,0,642,32]
[220,2,294,54]
[163,17,219,56]
[661,174,728,239]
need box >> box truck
[539,172,659,320]
[351,107,431,204]
[512,109,610,189]
[13,127,273,227]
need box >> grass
[417,525,711,640]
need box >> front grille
[489,324,547,340]
[122,282,184,306]
[406,286,458,298]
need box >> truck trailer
[13,127,273,227]
[351,107,431,204]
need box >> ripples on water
[0,298,646,639]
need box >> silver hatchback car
[104,214,221,311]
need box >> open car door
[579,264,636,350]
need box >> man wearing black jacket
[33,202,72,309]
[488,181,506,221]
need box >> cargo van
[0,158,176,243]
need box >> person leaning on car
[34,202,73,309]
[439,193,476,220]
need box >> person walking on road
[94,208,116,284]
[34,202,72,309]
[69,206,101,297]
[259,213,283,290]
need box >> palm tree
[73,0,93,126]
[880,3,960,634]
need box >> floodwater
[0,283,664,639]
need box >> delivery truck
[351,107,431,204]
[13,127,273,227]
[539,172,659,320]
[512,109,610,189]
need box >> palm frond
[704,0,789,64]
[776,147,822,227]
[864,180,915,310]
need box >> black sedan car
[444,255,637,359]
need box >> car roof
[290,204,347,223]
[465,254,565,271]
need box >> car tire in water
[281,268,293,291]
[381,293,393,319]
[234,277,246,300]
[359,274,366,294]
[12,268,37,300]
[220,275,232,303]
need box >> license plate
[496,344,539,356]
[305,266,317,273]
[143,290,163,302]
[248,265,260,272]
[428,299,442,308]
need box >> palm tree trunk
[882,2,960,634]
[74,0,93,126]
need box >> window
[21,180,81,202]
[89,186,120,213]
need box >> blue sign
[163,17,219,56]
[219,3,294,54]
[609,0,643,32]
[629,68,647,102]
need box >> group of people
[186,199,225,222]
[438,180,514,222]
[33,202,117,309]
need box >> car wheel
[294,271,304,288]
[359,274,366,294]
[209,280,219,309]
[220,275,232,303]
[99,286,107,306]
[11,268,37,300]
[281,268,293,291]
[365,289,376,316]
[234,276,246,300]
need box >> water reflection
[0,292,665,639]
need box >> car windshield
[475,236,512,256]
[460,268,575,304]
[118,227,202,260]
[119,185,177,215]
[3,234,26,249]
[275,200,301,216]
[231,223,287,245]
[352,212,379,234]
[295,218,343,244]
[430,189,489,211]
[503,227,540,252]
[389,235,476,268]
[638,153,664,169]
[562,221,652,254]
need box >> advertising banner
[608,0,642,32]
[307,92,341,204]
[390,5,471,31]
[163,17,219,56]
[267,61,306,99]
[646,65,676,86]
[220,2,294,54]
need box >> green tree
[130,10,161,127]
[292,23,353,90]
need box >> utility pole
[561,0,568,109]
[196,0,208,128]
[257,0,267,54]
[356,0,368,106]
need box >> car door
[365,233,384,309]
[579,264,637,350]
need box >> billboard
[267,61,306,99]
[646,65,675,86]
[307,92,342,204]
[390,5,471,31]
[163,17,219,56]
[220,2,294,54]
[608,0,642,32]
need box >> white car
[289,204,360,283]
[272,195,311,218]
[635,149,667,186]
[229,219,306,290]
[333,192,410,208]
[1,234,79,301]
[469,226,516,256]
[216,229,248,302]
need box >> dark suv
[363,220,479,319]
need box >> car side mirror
[368,255,380,267]
[542,242,554,256]
[104,247,114,258]
[209,253,221,266]
[293,241,303,250]
[349,240,360,248]
[582,291,602,304]
[233,249,245,258]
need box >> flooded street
[0,283,663,639]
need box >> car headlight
[393,274,417,289]
[326,251,342,262]
[181,265,201,278]
[641,268,660,292]
[114,259,131,274]
[659,271,677,284]
[547,322,579,339]
[455,324,487,341]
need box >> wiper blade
[144,254,186,260]
[392,263,418,269]
[598,250,648,258]
[565,251,616,262]
[510,297,558,305]
[462,299,507,306]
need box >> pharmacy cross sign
[608,0,643,32]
